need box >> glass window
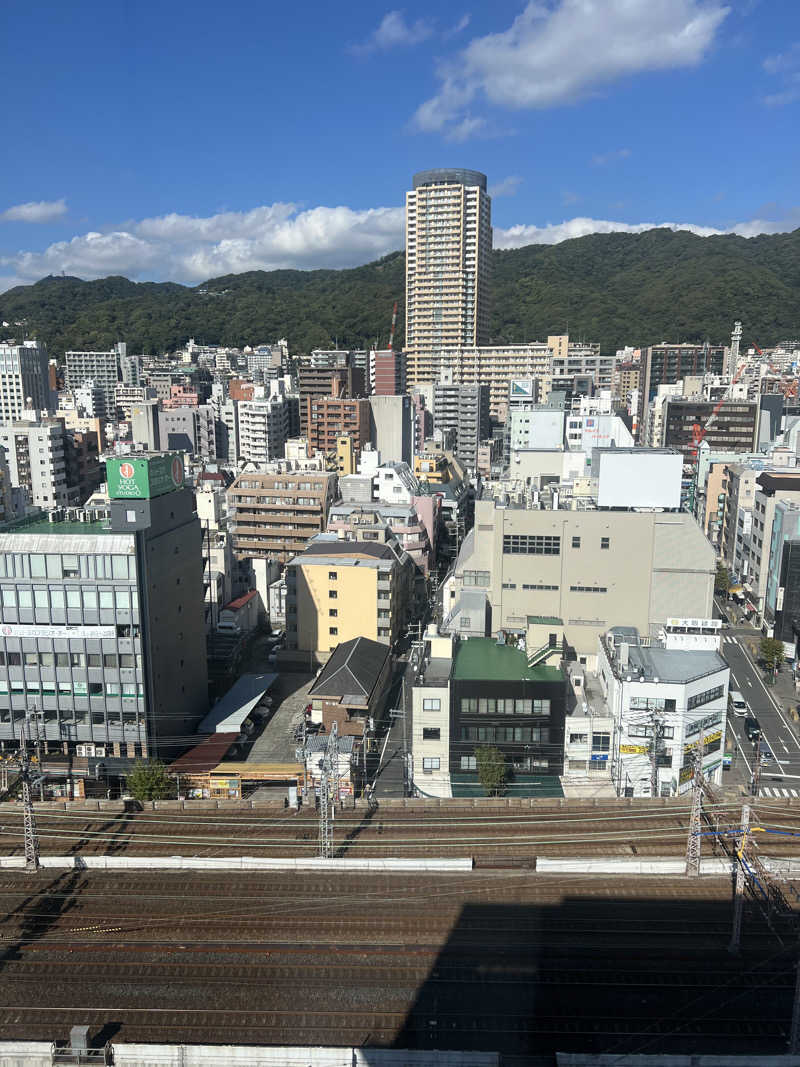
[112,556,128,580]
[66,589,81,609]
[17,589,32,608]
[0,556,6,578]
[62,555,79,579]
[592,732,611,751]
[104,654,117,669]
[30,555,46,577]
[39,652,54,667]
[120,654,135,668]
[116,589,131,611]
[422,727,440,740]
[1,587,15,609]
[91,710,105,725]
[33,587,48,609]
[422,698,440,710]
[601,537,610,550]
[572,536,581,548]
[7,652,20,666]
[422,757,440,770]
[58,682,71,695]
[105,682,119,697]
[24,652,38,667]
[87,654,102,667]
[460,755,477,770]
[99,589,114,610]
[89,682,103,696]
[329,590,337,599]
[82,589,98,611]
[122,685,137,699]
[55,653,69,668]
[73,681,88,695]
[49,588,65,612]
[71,652,86,668]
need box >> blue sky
[1,0,798,291]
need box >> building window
[423,698,441,711]
[569,733,588,743]
[687,685,724,710]
[601,537,610,549]
[329,609,338,617]
[570,585,608,593]
[463,570,490,587]
[422,757,440,771]
[329,590,337,599]
[460,755,477,770]
[423,727,440,740]
[329,627,338,635]
[460,617,471,629]
[329,572,337,580]
[592,732,610,751]
[460,698,478,715]
[502,534,560,555]
[571,536,581,548]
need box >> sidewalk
[739,634,800,725]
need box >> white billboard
[596,451,682,510]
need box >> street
[721,628,800,796]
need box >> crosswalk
[759,786,800,798]
[722,636,739,647]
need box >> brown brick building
[227,470,337,561]
[303,391,370,463]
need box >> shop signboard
[106,453,184,500]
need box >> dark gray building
[433,380,490,469]
[0,455,208,762]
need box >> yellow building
[336,435,356,476]
[286,538,414,661]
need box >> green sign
[106,454,185,500]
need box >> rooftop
[452,638,563,684]
[309,636,390,704]
[0,515,113,536]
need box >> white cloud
[591,147,631,167]
[352,10,434,53]
[763,42,800,75]
[762,44,800,106]
[413,0,729,137]
[488,175,523,198]
[444,13,471,39]
[0,199,67,223]
[0,202,796,293]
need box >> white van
[729,690,748,717]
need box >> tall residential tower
[405,169,491,385]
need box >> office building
[0,341,52,424]
[228,470,337,562]
[285,535,414,660]
[0,453,208,761]
[550,336,611,389]
[0,414,68,510]
[65,343,125,420]
[748,472,800,620]
[433,379,490,468]
[158,405,216,459]
[411,631,566,798]
[443,499,715,662]
[662,399,759,460]
[405,168,491,370]
[64,429,102,507]
[638,343,726,440]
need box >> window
[62,555,79,579]
[460,755,477,770]
[422,698,441,711]
[329,608,338,617]
[463,570,490,587]
[569,733,588,743]
[70,652,85,668]
[329,627,338,635]
[422,757,440,772]
[105,683,119,697]
[687,685,724,711]
[570,585,608,593]
[522,583,558,591]
[460,616,471,629]
[502,582,516,590]
[503,534,560,555]
[329,590,337,599]
[423,727,440,740]
[328,572,337,580]
[460,698,478,715]
[592,732,610,751]
[601,537,610,550]
[572,536,581,548]
[89,683,103,696]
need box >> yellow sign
[684,729,722,754]
[679,764,694,784]
[620,744,650,755]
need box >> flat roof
[625,644,727,684]
[209,762,303,778]
[168,733,239,775]
[198,673,277,733]
[0,516,114,536]
[452,638,563,683]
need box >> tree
[760,637,786,674]
[475,746,507,797]
[125,760,173,802]
[715,562,731,596]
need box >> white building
[65,343,124,420]
[237,383,289,466]
[411,630,454,798]
[0,341,52,424]
[0,413,68,510]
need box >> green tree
[475,746,507,797]
[715,562,731,595]
[125,760,173,802]
[760,637,786,674]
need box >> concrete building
[411,631,566,798]
[228,469,337,562]
[612,361,640,404]
[158,405,216,459]
[237,385,289,465]
[63,428,102,507]
[509,406,565,450]
[405,168,491,367]
[297,362,365,435]
[370,349,406,395]
[748,472,800,620]
[550,337,611,389]
[369,393,412,465]
[285,535,414,660]
[443,498,715,663]
[0,414,68,510]
[65,343,125,420]
[327,501,433,576]
[0,341,52,424]
[433,379,490,469]
[638,343,726,441]
[662,399,759,460]
[0,453,208,762]
[304,391,370,464]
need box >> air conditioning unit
[76,744,87,757]
[95,747,106,758]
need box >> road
[371,653,415,798]
[721,629,800,796]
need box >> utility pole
[686,732,705,877]
[728,803,751,954]
[19,723,40,872]
[317,722,338,858]
[27,707,44,802]
[751,737,762,797]
[649,713,665,799]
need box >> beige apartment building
[285,537,414,660]
[228,470,337,562]
[442,498,715,664]
[405,169,491,367]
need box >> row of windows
[460,698,551,716]
[502,535,560,556]
[1,586,136,612]
[569,585,608,593]
[629,724,676,740]
[0,680,143,698]
[629,697,675,713]
[463,570,490,587]
[687,685,724,711]
[0,651,139,669]
[523,583,558,591]
[459,755,549,771]
[0,707,143,726]
[460,726,549,743]
[0,553,135,581]
[570,537,611,549]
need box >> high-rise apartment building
[65,342,126,420]
[0,414,69,510]
[433,379,490,468]
[638,343,726,440]
[228,470,337,561]
[0,341,52,423]
[405,169,491,376]
[370,349,407,395]
[237,384,289,465]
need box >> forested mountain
[1,227,799,358]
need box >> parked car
[745,716,762,742]
[729,690,748,717]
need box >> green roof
[527,615,563,626]
[0,516,113,536]
[452,637,563,683]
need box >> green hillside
[1,227,798,358]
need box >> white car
[729,690,748,717]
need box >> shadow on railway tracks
[62,811,136,858]
[0,869,84,967]
[334,803,379,859]
[393,893,797,1060]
